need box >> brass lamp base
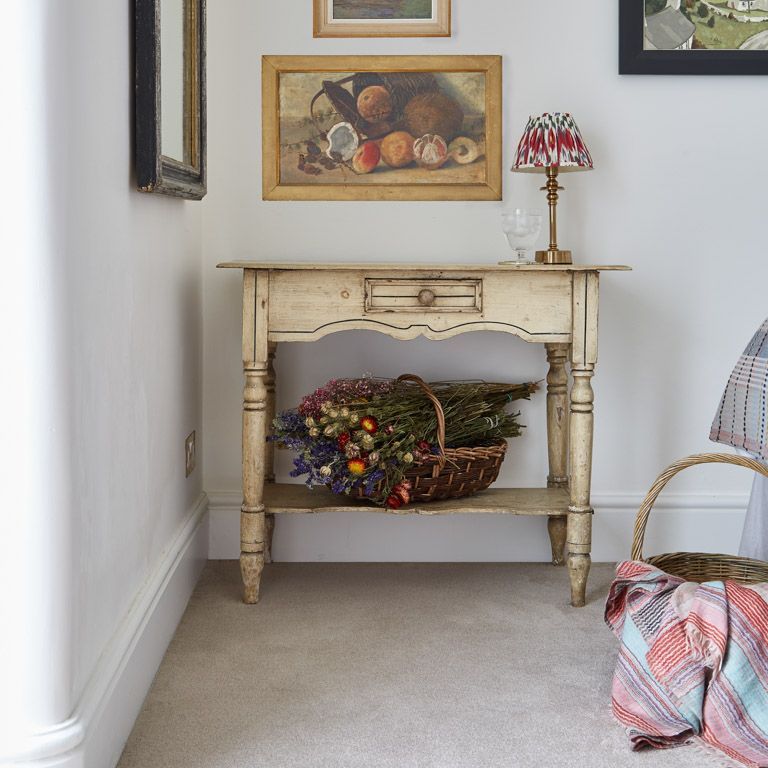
[537,167,574,265]
[536,249,572,265]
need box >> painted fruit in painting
[332,0,432,20]
[357,86,393,122]
[326,122,359,161]
[449,137,479,165]
[352,141,381,173]
[380,131,415,168]
[404,92,464,142]
[413,134,449,170]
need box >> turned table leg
[264,342,277,564]
[241,270,270,604]
[568,365,595,607]
[545,343,569,566]
[567,272,598,608]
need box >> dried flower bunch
[271,376,538,508]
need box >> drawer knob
[418,289,436,307]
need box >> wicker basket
[631,453,768,584]
[353,374,508,504]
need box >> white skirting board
[207,489,749,563]
[2,494,209,768]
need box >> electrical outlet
[185,431,196,477]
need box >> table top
[217,261,631,272]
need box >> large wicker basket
[354,374,508,504]
[631,453,768,584]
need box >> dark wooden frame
[135,0,207,199]
[620,0,768,75]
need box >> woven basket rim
[644,551,768,584]
[631,454,768,584]
[418,438,508,462]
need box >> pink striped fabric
[606,561,768,767]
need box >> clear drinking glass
[501,209,543,264]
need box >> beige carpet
[118,562,723,768]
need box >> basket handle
[396,374,446,468]
[631,453,768,562]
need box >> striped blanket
[605,561,768,767]
[711,317,768,461]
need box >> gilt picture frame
[620,0,768,75]
[313,0,450,38]
[262,55,502,202]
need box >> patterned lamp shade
[512,113,593,173]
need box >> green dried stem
[361,380,538,447]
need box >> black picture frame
[620,0,768,75]
[135,0,207,199]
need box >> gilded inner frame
[262,55,502,202]
[313,0,451,38]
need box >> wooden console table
[219,261,630,607]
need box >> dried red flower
[385,495,403,509]
[360,416,379,435]
[393,482,411,505]
[337,432,351,450]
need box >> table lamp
[512,113,593,265]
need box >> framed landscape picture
[262,55,502,201]
[313,0,450,38]
[620,0,768,74]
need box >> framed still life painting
[262,55,502,201]
[620,0,768,74]
[313,0,450,38]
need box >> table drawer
[268,269,572,342]
[364,278,482,313]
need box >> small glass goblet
[501,209,543,264]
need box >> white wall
[66,0,204,706]
[1,1,205,764]
[202,0,766,562]
[1,1,76,744]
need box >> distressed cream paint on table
[218,261,630,607]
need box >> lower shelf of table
[263,484,570,516]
